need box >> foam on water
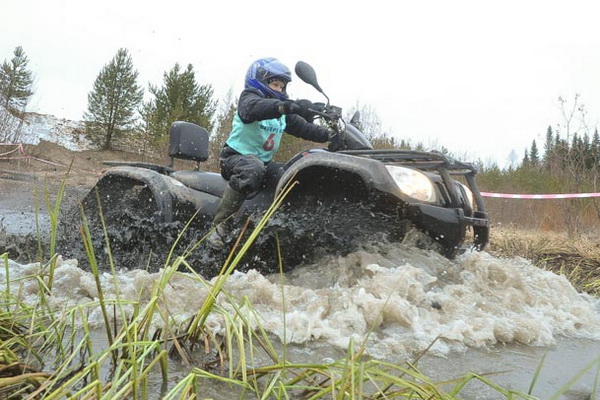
[2,242,599,360]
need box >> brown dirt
[0,140,159,212]
[3,140,157,182]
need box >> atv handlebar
[307,104,347,151]
[307,104,342,120]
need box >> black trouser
[219,146,283,195]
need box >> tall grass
[0,178,598,398]
[488,226,600,296]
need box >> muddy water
[1,210,50,235]
[2,243,599,399]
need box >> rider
[207,57,332,250]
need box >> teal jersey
[226,113,287,162]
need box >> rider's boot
[206,186,246,250]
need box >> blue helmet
[245,57,291,100]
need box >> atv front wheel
[245,196,410,273]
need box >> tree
[521,147,530,167]
[345,102,382,141]
[84,48,144,150]
[543,125,553,166]
[343,102,404,150]
[132,100,158,161]
[529,139,539,166]
[590,128,600,169]
[148,63,216,139]
[0,46,34,111]
[506,149,518,170]
[206,90,236,171]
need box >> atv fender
[89,166,221,223]
[276,151,402,199]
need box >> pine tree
[543,125,553,166]
[148,63,216,138]
[84,48,144,150]
[132,100,158,160]
[591,128,600,168]
[0,46,34,111]
[529,139,539,166]
[521,148,530,167]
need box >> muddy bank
[0,139,155,261]
[0,171,92,261]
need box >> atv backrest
[169,121,209,162]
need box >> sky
[3,0,600,167]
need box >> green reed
[0,174,598,398]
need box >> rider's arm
[237,89,329,143]
[237,89,283,123]
[285,115,329,143]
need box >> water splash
[3,243,599,361]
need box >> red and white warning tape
[0,155,65,167]
[480,192,600,199]
[0,143,67,166]
[0,143,24,157]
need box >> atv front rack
[341,149,477,172]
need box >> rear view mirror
[295,61,323,93]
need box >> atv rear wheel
[58,178,186,271]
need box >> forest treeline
[0,47,434,165]
[477,104,600,234]
[2,47,599,233]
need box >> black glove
[290,99,313,116]
[279,99,315,121]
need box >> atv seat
[169,121,210,163]
[170,170,229,197]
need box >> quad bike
[59,61,489,276]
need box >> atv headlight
[458,182,474,209]
[385,166,437,202]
